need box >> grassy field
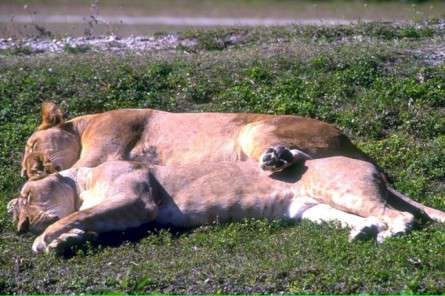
[0,21,444,294]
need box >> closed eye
[26,140,37,150]
[25,141,36,152]
[26,192,31,204]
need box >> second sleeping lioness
[9,157,445,254]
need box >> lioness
[22,102,369,180]
[9,157,445,254]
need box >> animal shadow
[269,162,308,183]
[58,223,191,258]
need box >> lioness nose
[17,217,30,233]
[31,164,41,174]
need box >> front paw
[260,146,310,172]
[260,146,294,172]
[32,228,90,255]
[32,233,48,254]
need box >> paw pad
[260,146,303,172]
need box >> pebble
[0,33,185,54]
[0,21,444,66]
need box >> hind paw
[260,146,311,172]
[348,217,387,241]
[376,212,415,243]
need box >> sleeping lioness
[22,102,369,180]
[9,157,445,254]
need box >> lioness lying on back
[9,157,445,254]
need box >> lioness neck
[67,114,99,137]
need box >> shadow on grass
[58,218,302,258]
[57,222,191,258]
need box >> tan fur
[38,102,64,130]
[22,103,369,179]
[9,157,445,254]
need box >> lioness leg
[300,161,417,242]
[32,193,158,254]
[238,116,367,172]
[304,204,386,241]
[386,186,445,223]
[315,192,415,242]
[330,198,416,242]
[374,208,415,243]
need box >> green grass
[0,21,444,294]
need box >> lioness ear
[38,101,64,130]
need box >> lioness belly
[154,191,296,227]
[151,160,298,227]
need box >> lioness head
[8,174,77,234]
[21,102,80,180]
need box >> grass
[0,21,444,294]
[63,44,91,54]
[181,21,442,50]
